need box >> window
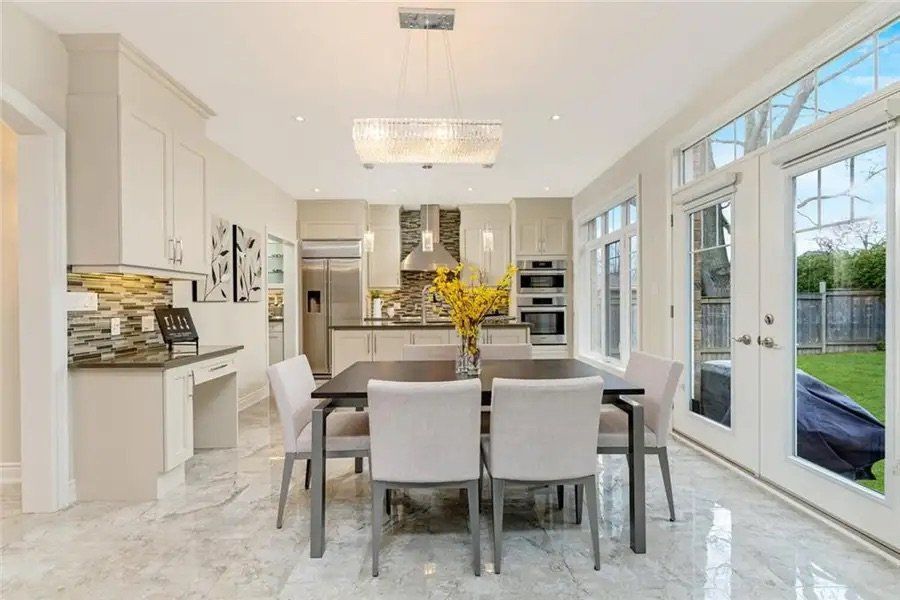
[583,195,639,364]
[681,17,900,185]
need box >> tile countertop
[330,319,529,330]
[68,345,244,369]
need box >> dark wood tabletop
[312,358,643,402]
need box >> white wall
[1,122,21,469]
[173,141,296,403]
[1,3,68,129]
[572,1,862,359]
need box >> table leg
[627,401,646,554]
[310,405,327,558]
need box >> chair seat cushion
[296,411,370,453]
[597,408,657,448]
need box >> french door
[759,129,898,549]
[672,160,761,472]
[673,103,898,550]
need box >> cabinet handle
[208,363,230,372]
[169,238,177,263]
[373,333,377,355]
[176,239,184,264]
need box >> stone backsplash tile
[67,273,172,362]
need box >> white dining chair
[367,378,482,577]
[596,351,684,521]
[267,355,370,528]
[482,376,606,573]
[401,343,458,361]
[479,344,533,360]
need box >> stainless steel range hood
[400,204,459,272]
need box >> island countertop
[330,319,529,330]
[68,345,244,369]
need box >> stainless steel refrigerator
[301,240,363,376]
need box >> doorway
[266,234,298,365]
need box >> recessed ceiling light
[313,187,320,193]
[544,186,550,191]
[550,114,561,121]
[294,115,305,122]
[467,187,473,192]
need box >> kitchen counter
[330,319,529,330]
[69,345,243,369]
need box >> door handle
[732,334,752,345]
[757,336,779,348]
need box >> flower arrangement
[431,264,516,374]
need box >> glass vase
[457,329,482,376]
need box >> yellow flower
[431,263,517,355]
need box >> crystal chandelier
[352,8,502,167]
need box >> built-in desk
[70,345,243,501]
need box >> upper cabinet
[64,34,214,278]
[297,200,368,241]
[367,205,401,289]
[460,205,511,284]
[513,198,572,257]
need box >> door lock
[732,334,752,345]
[758,336,778,348]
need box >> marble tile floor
[1,401,897,600]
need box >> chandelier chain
[443,31,461,117]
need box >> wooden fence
[698,289,885,358]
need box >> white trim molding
[238,384,269,412]
[0,463,22,485]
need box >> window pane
[771,73,816,139]
[817,37,876,118]
[719,202,732,247]
[684,140,708,183]
[820,158,852,226]
[877,19,900,89]
[709,121,736,170]
[606,205,623,233]
[591,248,603,354]
[604,241,621,360]
[793,146,887,495]
[629,235,639,350]
[626,197,638,224]
[741,101,770,154]
[690,201,733,427]
[795,170,820,230]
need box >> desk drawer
[192,357,236,385]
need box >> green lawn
[796,351,885,494]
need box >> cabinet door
[301,221,362,240]
[368,226,401,288]
[373,330,410,361]
[516,220,541,255]
[486,225,511,283]
[485,328,528,345]
[163,371,193,470]
[461,226,485,281]
[410,329,450,345]
[331,330,372,375]
[120,111,170,269]
[173,140,207,274]
[541,217,567,255]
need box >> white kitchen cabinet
[373,329,410,361]
[367,205,401,289]
[484,327,529,345]
[173,139,207,274]
[269,321,285,365]
[410,329,451,345]
[517,217,568,256]
[65,35,213,277]
[298,200,368,241]
[163,369,194,471]
[332,330,372,375]
[460,205,512,284]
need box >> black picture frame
[154,307,199,352]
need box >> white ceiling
[20,1,813,204]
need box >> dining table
[308,358,647,558]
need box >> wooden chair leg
[575,483,584,525]
[585,475,601,571]
[371,481,385,577]
[467,481,481,576]
[492,479,505,574]
[303,458,311,490]
[658,447,675,522]
[276,454,295,529]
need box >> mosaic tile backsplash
[67,273,172,362]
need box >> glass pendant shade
[481,225,494,253]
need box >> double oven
[516,260,567,345]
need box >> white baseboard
[238,385,269,412]
[0,462,21,485]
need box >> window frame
[581,191,640,367]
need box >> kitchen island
[330,319,530,376]
[70,345,243,501]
